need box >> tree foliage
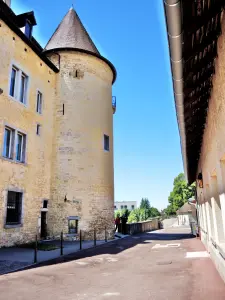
[164,173,196,216]
[128,198,161,223]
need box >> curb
[1,235,131,276]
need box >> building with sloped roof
[0,0,116,246]
[176,202,196,226]
[164,0,225,282]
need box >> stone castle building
[0,0,116,247]
[164,0,225,282]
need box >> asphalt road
[0,227,225,300]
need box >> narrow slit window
[36,91,42,114]
[104,134,110,151]
[36,124,41,135]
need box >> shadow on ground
[11,230,194,274]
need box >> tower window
[104,134,110,151]
[43,200,48,209]
[36,124,41,135]
[36,91,42,114]
[68,217,78,234]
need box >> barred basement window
[6,191,22,225]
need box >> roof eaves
[163,0,189,182]
[0,2,58,73]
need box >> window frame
[36,91,43,114]
[68,217,79,235]
[3,127,14,159]
[104,134,110,152]
[9,66,18,98]
[19,72,28,104]
[16,132,26,163]
[5,191,23,227]
[24,20,33,39]
[2,125,27,164]
[9,63,29,106]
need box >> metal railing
[112,96,116,113]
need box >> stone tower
[44,8,116,239]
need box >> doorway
[41,211,47,239]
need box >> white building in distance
[114,201,137,211]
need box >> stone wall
[0,20,56,246]
[197,13,225,283]
[48,51,115,240]
[126,219,159,235]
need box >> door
[41,212,47,239]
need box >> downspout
[164,0,188,180]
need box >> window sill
[1,156,27,166]
[4,224,23,229]
[8,95,27,108]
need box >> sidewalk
[1,227,225,300]
[0,237,123,275]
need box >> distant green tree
[114,208,130,219]
[164,173,196,216]
[128,208,141,223]
[140,198,150,210]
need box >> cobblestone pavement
[0,260,30,275]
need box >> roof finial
[70,3,74,10]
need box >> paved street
[0,227,225,300]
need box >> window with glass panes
[9,65,28,104]
[16,132,26,162]
[10,67,17,97]
[20,72,27,103]
[3,127,14,159]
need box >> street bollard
[60,231,63,256]
[80,230,82,250]
[94,229,96,247]
[105,226,107,243]
[34,235,38,263]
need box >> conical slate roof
[45,7,100,54]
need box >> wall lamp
[197,173,203,188]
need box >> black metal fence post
[105,226,107,243]
[34,234,38,263]
[94,229,96,247]
[60,231,63,256]
[80,230,82,250]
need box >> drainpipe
[163,0,188,180]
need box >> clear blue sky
[12,0,183,210]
